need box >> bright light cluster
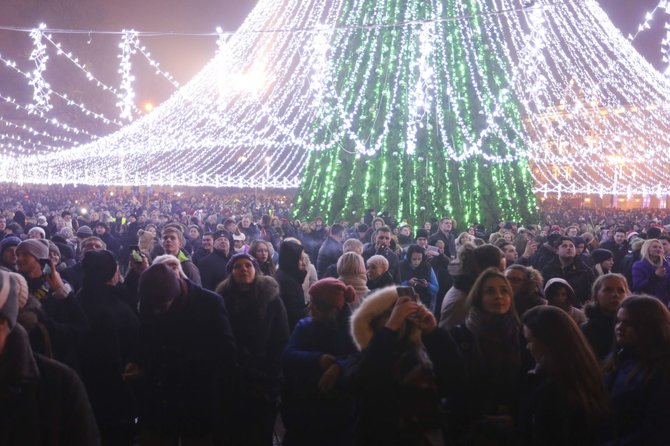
[28,24,51,114]
[3,0,670,197]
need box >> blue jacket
[631,259,670,305]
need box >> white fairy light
[3,0,670,196]
[117,29,138,121]
[28,23,52,113]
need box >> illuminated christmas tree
[294,0,537,227]
[8,1,670,215]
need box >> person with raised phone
[15,238,88,372]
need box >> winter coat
[424,314,531,445]
[0,325,101,446]
[135,280,236,436]
[362,245,401,283]
[366,271,395,291]
[198,249,232,291]
[61,262,85,293]
[439,285,469,330]
[541,258,595,305]
[347,288,444,446]
[76,284,140,432]
[605,349,670,445]
[316,236,343,279]
[179,258,202,286]
[22,276,89,373]
[217,274,289,446]
[518,369,598,445]
[239,223,260,243]
[399,259,439,310]
[631,258,670,305]
[276,242,308,331]
[281,312,357,446]
[599,240,630,274]
[430,253,453,315]
[216,274,289,405]
[581,305,615,361]
[428,231,457,258]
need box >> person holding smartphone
[347,286,444,445]
[15,239,88,371]
[399,245,439,312]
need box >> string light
[2,0,670,224]
[28,23,51,113]
[117,29,138,121]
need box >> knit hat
[309,278,356,312]
[76,225,93,238]
[8,272,28,308]
[591,248,613,265]
[233,232,246,242]
[415,229,429,239]
[212,229,231,241]
[47,241,61,257]
[225,253,260,275]
[82,250,118,287]
[16,239,49,260]
[37,215,47,225]
[138,263,182,312]
[0,236,21,256]
[0,270,20,330]
[627,231,639,241]
[28,227,45,238]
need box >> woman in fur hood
[216,253,289,446]
[346,285,445,446]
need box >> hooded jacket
[346,286,442,445]
[275,241,308,331]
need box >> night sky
[0,0,666,110]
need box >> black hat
[591,248,613,265]
[82,250,118,287]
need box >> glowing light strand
[28,23,52,113]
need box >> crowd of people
[0,185,669,445]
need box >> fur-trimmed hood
[216,273,279,301]
[350,285,422,351]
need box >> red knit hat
[309,278,356,312]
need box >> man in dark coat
[0,269,101,445]
[94,222,121,257]
[428,217,457,258]
[316,224,344,278]
[62,236,107,293]
[599,227,629,274]
[128,263,236,444]
[362,226,401,284]
[77,250,140,445]
[199,230,233,291]
[16,239,89,372]
[541,236,595,305]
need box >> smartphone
[40,258,52,276]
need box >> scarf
[338,273,369,306]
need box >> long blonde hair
[641,239,664,267]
